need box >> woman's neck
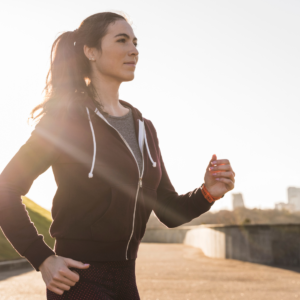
[90,75,129,117]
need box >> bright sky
[0,0,299,212]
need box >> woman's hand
[39,255,90,295]
[204,154,235,199]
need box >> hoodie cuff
[22,237,56,272]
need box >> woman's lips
[124,63,136,66]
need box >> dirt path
[0,243,299,299]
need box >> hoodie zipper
[94,108,145,260]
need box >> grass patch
[0,196,54,262]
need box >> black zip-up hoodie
[0,94,214,272]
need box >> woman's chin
[121,73,135,82]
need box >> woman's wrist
[201,183,224,203]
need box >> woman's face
[86,19,139,83]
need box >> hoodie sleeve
[0,112,63,272]
[149,120,215,228]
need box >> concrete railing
[142,224,300,266]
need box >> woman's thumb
[208,154,217,167]
[65,258,90,269]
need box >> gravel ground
[0,243,299,299]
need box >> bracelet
[200,183,224,203]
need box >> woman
[0,12,235,299]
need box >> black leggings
[46,259,140,300]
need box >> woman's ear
[83,45,95,61]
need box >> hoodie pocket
[52,183,112,240]
[90,188,131,242]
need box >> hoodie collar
[82,94,144,144]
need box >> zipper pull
[139,177,143,187]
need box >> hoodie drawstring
[86,107,96,178]
[86,107,156,179]
[144,125,157,168]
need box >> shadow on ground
[264,264,300,274]
[0,266,33,282]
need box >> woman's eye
[117,39,138,47]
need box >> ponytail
[28,12,128,123]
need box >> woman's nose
[130,45,139,56]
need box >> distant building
[275,202,295,212]
[275,187,300,212]
[232,193,245,209]
[287,187,300,211]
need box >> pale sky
[0,0,299,212]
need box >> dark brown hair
[28,12,128,123]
